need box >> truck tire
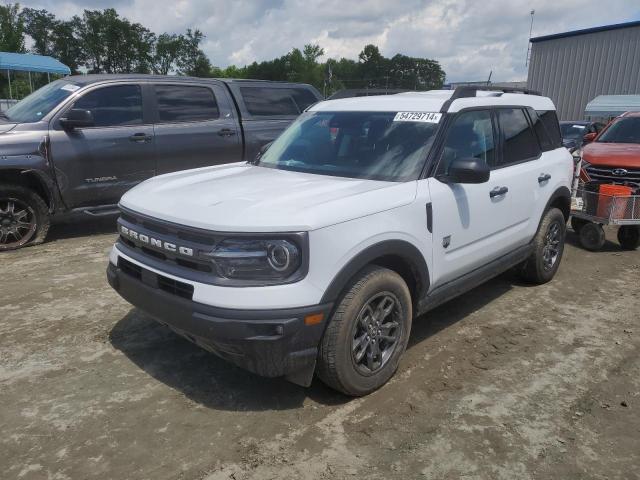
[0,183,50,251]
[520,207,566,284]
[617,225,640,250]
[317,266,412,396]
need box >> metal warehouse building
[527,20,640,120]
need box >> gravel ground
[1,217,639,480]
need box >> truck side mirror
[60,109,94,129]
[441,157,490,184]
[583,132,597,143]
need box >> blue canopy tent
[0,52,71,99]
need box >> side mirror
[583,132,597,143]
[441,157,490,184]
[60,109,94,129]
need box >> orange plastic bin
[597,184,633,219]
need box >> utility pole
[525,9,536,67]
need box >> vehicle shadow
[565,228,622,253]
[109,272,519,412]
[48,214,118,241]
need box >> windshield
[597,117,640,144]
[4,80,80,123]
[560,123,587,139]
[258,111,440,181]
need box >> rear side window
[535,110,562,148]
[73,85,143,127]
[240,86,317,116]
[528,108,553,151]
[497,108,541,166]
[155,85,219,122]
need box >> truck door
[427,109,522,287]
[48,83,155,209]
[152,82,242,175]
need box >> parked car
[328,88,411,100]
[107,86,572,396]
[560,120,606,152]
[580,112,640,186]
[0,75,322,250]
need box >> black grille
[585,165,640,183]
[118,257,194,300]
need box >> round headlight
[268,243,291,271]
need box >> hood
[0,122,18,134]
[120,163,417,232]
[582,142,640,168]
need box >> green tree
[0,3,25,52]
[176,29,210,76]
[76,9,154,73]
[152,33,184,75]
[51,19,84,74]
[20,7,56,55]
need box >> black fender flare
[320,239,430,305]
[543,186,571,221]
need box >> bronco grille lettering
[119,225,194,257]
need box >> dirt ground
[1,216,639,480]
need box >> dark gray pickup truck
[0,74,322,250]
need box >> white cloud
[18,0,640,82]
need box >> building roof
[585,95,640,117]
[531,20,640,43]
[0,52,71,75]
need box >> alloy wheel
[351,292,402,375]
[0,198,37,248]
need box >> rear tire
[520,207,566,284]
[617,225,640,250]
[579,222,605,251]
[317,266,412,396]
[0,184,50,251]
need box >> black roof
[531,20,640,43]
[64,73,312,87]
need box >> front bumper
[107,262,332,386]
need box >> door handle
[489,186,508,198]
[538,173,551,183]
[217,128,237,137]
[129,133,151,143]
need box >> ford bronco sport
[107,86,573,396]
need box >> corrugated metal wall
[527,25,640,120]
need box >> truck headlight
[207,238,301,281]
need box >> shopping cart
[570,183,640,251]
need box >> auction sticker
[60,84,80,92]
[393,111,442,123]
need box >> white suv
[107,87,573,396]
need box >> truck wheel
[570,216,588,234]
[317,266,412,396]
[579,222,605,251]
[617,226,640,250]
[0,184,50,251]
[520,207,566,284]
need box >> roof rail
[440,85,542,113]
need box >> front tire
[520,207,566,284]
[317,266,412,396]
[0,184,50,251]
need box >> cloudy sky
[18,0,640,82]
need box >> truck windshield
[258,111,440,181]
[597,117,640,144]
[4,80,79,123]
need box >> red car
[581,112,640,184]
[578,112,640,250]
